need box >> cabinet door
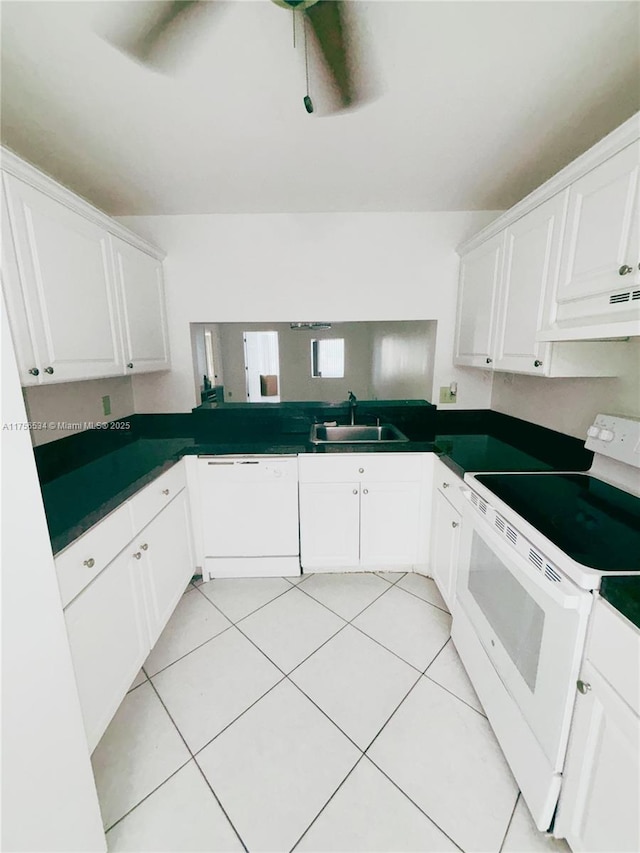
[493,193,567,374]
[360,481,421,568]
[454,233,503,368]
[557,143,640,303]
[1,184,39,384]
[299,482,360,570]
[3,174,124,382]
[430,490,461,611]
[138,491,195,647]
[64,549,149,751]
[556,661,640,852]
[112,236,170,373]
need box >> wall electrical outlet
[439,386,457,404]
[102,395,111,416]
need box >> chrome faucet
[348,390,357,425]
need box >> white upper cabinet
[557,143,639,304]
[1,149,168,385]
[493,192,567,374]
[112,236,170,374]
[454,232,503,368]
[3,174,124,383]
[455,113,639,363]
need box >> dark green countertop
[599,577,640,630]
[38,424,640,628]
[434,434,554,479]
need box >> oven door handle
[462,491,587,611]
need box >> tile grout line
[144,677,250,852]
[288,753,368,852]
[363,754,466,853]
[422,673,488,720]
[499,791,521,853]
[103,756,193,835]
[144,621,235,679]
[393,578,451,615]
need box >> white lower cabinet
[137,491,194,647]
[298,482,361,569]
[429,458,465,611]
[59,464,195,752]
[64,548,149,752]
[298,454,430,572]
[556,599,640,852]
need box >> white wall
[117,212,500,414]
[24,375,135,446]
[1,300,106,852]
[491,340,640,439]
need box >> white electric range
[450,414,640,833]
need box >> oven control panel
[585,414,640,467]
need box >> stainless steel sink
[309,423,410,444]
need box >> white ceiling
[1,1,638,216]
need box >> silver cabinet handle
[44,366,54,374]
[577,680,591,694]
[353,489,358,495]
[442,482,449,488]
[618,264,633,275]
[363,488,369,495]
[133,552,142,560]
[28,367,40,376]
[534,360,543,367]
[451,521,459,528]
[83,558,95,568]
[162,488,170,495]
[140,543,149,551]
[358,467,364,474]
[127,362,134,369]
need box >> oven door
[456,492,592,770]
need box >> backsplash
[23,376,135,446]
[491,339,640,439]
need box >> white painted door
[299,482,360,569]
[138,491,195,647]
[557,143,640,303]
[111,236,170,373]
[557,661,640,852]
[359,481,421,568]
[3,174,124,382]
[493,193,567,375]
[430,489,461,611]
[454,232,503,368]
[64,549,149,752]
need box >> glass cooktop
[475,473,640,572]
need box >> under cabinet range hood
[536,284,640,342]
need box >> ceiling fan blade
[128,1,203,63]
[304,1,357,108]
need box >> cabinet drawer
[298,453,423,484]
[433,457,467,513]
[129,461,186,531]
[55,502,134,607]
[588,598,640,713]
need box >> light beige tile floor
[96,572,570,853]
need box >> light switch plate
[102,395,111,416]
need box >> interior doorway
[243,331,281,402]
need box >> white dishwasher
[198,455,300,578]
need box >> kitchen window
[311,338,345,378]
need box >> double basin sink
[310,423,409,445]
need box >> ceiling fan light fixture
[290,322,332,331]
